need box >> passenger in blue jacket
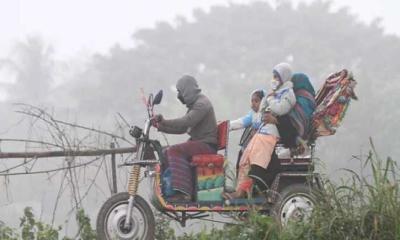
[229,89,266,132]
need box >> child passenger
[229,89,265,132]
[229,89,265,179]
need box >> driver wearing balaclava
[157,75,217,145]
[155,75,218,200]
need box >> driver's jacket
[157,94,218,146]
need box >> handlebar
[136,89,164,139]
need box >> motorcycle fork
[124,141,145,228]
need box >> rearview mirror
[152,90,163,105]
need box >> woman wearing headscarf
[223,63,297,199]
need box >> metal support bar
[187,213,209,219]
[161,211,211,227]
[119,159,159,166]
[110,142,118,194]
[0,147,136,159]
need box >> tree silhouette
[4,36,54,103]
[64,1,400,168]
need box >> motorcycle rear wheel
[273,183,316,227]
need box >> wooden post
[110,142,118,194]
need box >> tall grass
[290,139,400,240]
[167,140,400,240]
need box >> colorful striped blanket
[312,69,357,138]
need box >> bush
[0,207,96,240]
[20,207,60,240]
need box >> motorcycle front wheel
[96,192,155,240]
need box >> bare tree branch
[0,158,36,173]
[0,103,141,231]
[0,156,102,176]
[51,170,68,226]
[14,103,134,145]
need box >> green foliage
[76,209,97,240]
[0,223,19,240]
[170,213,280,240]
[155,213,175,240]
[20,207,59,240]
[0,208,96,240]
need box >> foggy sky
[0,0,399,58]
[1,0,400,101]
[0,0,399,237]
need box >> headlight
[129,126,143,138]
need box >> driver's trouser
[165,141,216,197]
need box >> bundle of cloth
[312,69,357,138]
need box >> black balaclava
[176,75,201,107]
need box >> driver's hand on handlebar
[153,114,164,123]
[262,112,278,125]
[151,114,163,128]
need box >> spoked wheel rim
[280,193,314,226]
[104,201,148,240]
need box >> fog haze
[0,0,399,236]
